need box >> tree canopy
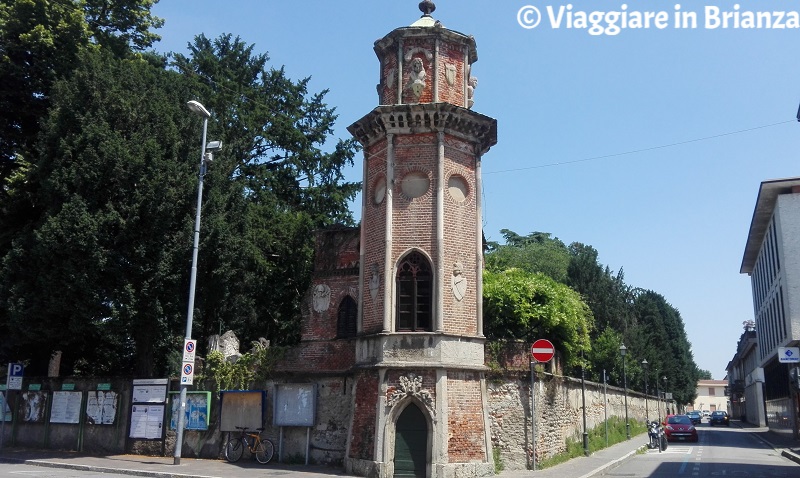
[485,230,701,403]
[0,4,359,376]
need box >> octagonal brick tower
[345,2,497,477]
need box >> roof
[740,177,800,274]
[697,380,728,386]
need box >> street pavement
[0,420,797,477]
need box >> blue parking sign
[6,363,23,390]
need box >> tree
[483,268,593,370]
[0,0,163,174]
[169,34,360,349]
[697,369,712,380]
[485,229,571,283]
[567,242,634,336]
[0,49,197,376]
[631,290,700,405]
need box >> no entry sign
[531,339,555,363]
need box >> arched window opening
[337,296,357,338]
[396,251,432,332]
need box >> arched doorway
[394,403,428,477]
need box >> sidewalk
[733,419,800,465]
[0,422,796,478]
[0,434,650,478]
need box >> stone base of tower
[344,336,494,478]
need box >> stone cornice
[374,26,478,64]
[347,103,497,155]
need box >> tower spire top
[419,0,436,16]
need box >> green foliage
[483,268,592,370]
[485,229,570,283]
[203,346,286,391]
[697,369,712,380]
[538,416,647,469]
[492,446,504,473]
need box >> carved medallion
[312,284,331,312]
[445,63,456,86]
[386,373,434,413]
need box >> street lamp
[174,100,220,466]
[655,370,661,423]
[620,343,630,440]
[642,359,649,423]
[662,376,668,415]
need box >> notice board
[169,391,210,430]
[273,383,316,427]
[219,390,265,432]
[50,391,82,424]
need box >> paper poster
[169,391,210,430]
[50,391,82,424]
[129,404,164,439]
[132,385,167,404]
[85,391,118,425]
[21,391,46,422]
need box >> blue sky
[151,1,800,379]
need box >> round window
[401,172,430,199]
[373,176,386,205]
[448,175,469,202]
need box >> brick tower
[345,2,497,477]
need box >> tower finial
[419,0,436,16]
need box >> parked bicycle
[224,426,275,464]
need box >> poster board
[273,383,316,427]
[219,390,265,432]
[50,391,82,424]
[168,391,210,430]
[0,391,10,422]
[85,390,118,425]
[129,404,165,439]
[21,391,46,422]
[131,378,168,403]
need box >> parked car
[709,410,730,426]
[702,410,711,418]
[664,414,699,442]
[686,411,702,424]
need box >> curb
[578,444,647,478]
[781,450,800,466]
[0,456,214,478]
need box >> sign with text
[182,340,197,363]
[181,362,194,385]
[6,363,23,390]
[779,347,800,363]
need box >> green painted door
[394,404,427,477]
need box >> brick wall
[447,372,486,462]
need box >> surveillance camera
[205,140,222,152]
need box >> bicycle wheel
[254,438,275,464]
[225,437,244,462]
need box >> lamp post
[662,376,668,415]
[620,343,630,439]
[174,100,216,466]
[642,359,649,423]
[655,370,661,423]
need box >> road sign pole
[530,359,536,471]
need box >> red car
[664,414,699,442]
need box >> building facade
[726,329,766,426]
[291,3,497,477]
[690,380,729,415]
[740,177,800,434]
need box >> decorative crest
[419,0,436,16]
[387,373,434,413]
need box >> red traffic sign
[531,339,555,363]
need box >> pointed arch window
[396,251,432,332]
[337,296,357,338]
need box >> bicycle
[224,426,275,464]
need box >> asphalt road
[0,462,134,477]
[607,420,797,478]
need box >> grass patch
[493,446,504,474]
[538,416,646,469]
